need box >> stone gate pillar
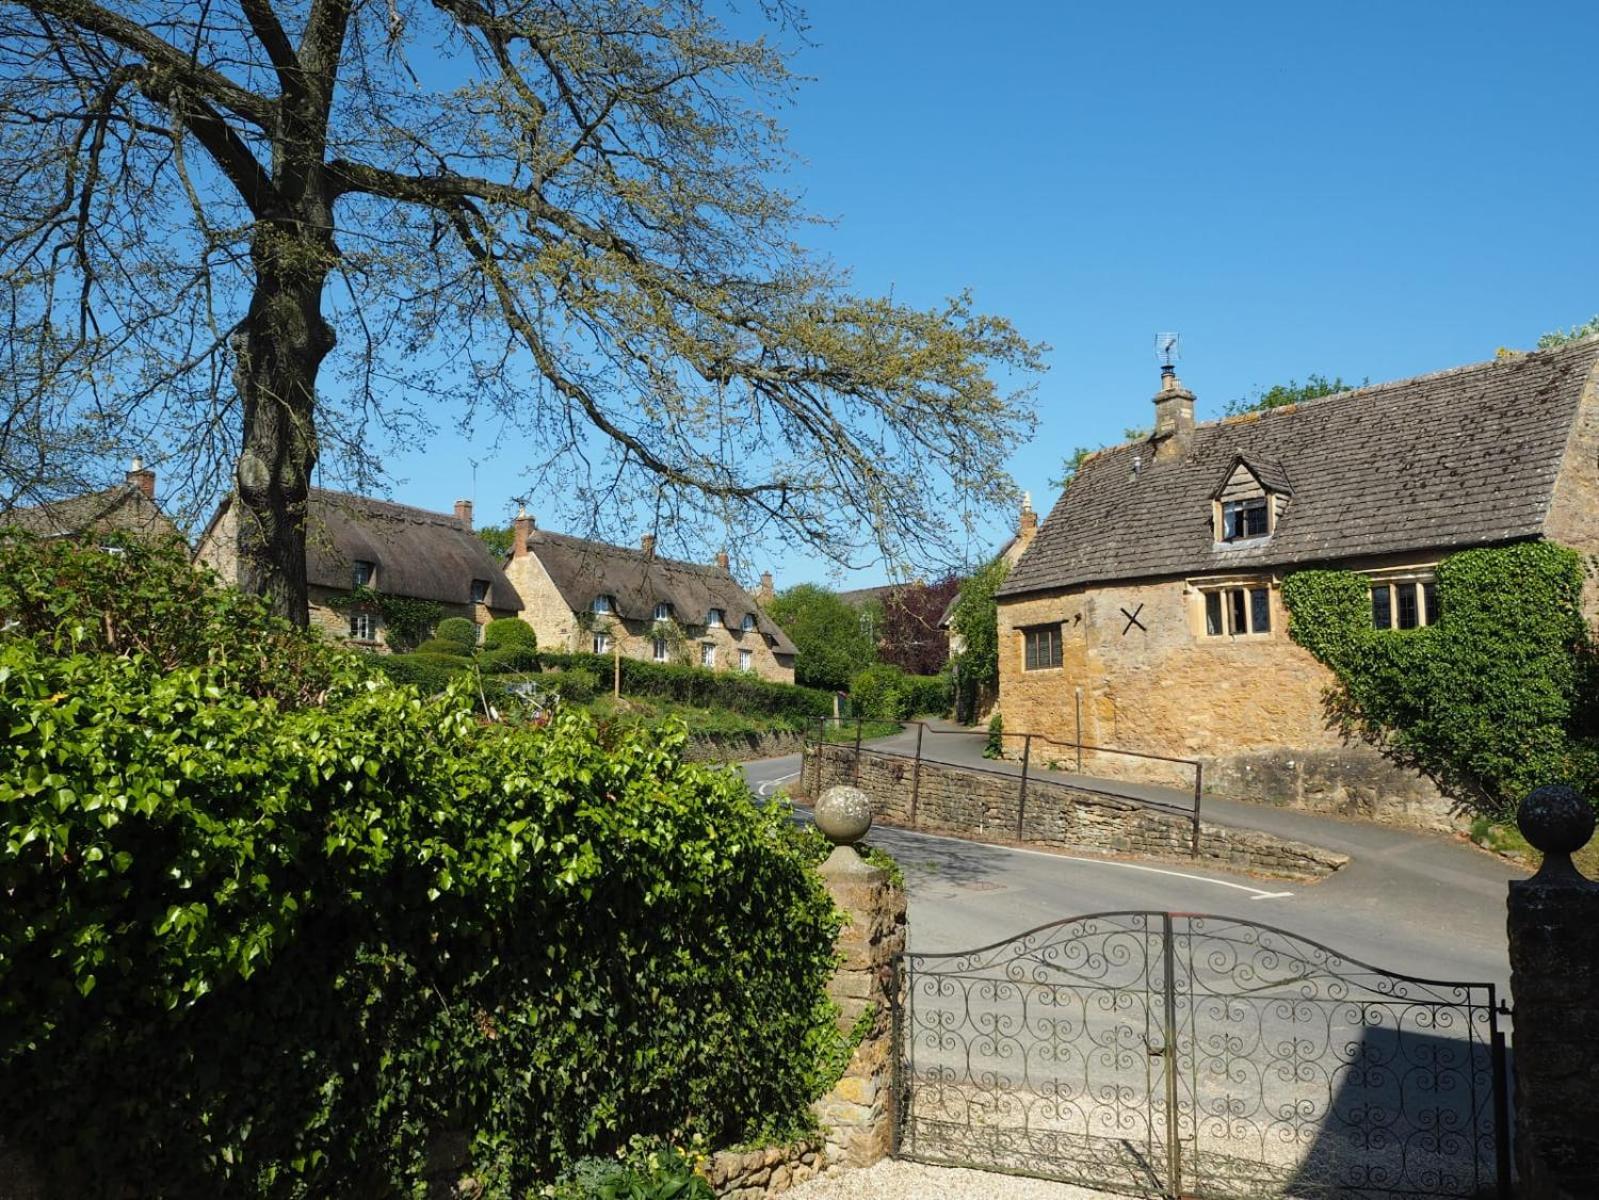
[810,786,907,1168]
[1507,784,1599,1200]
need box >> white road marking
[864,825,1295,901]
[755,770,800,797]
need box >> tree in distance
[0,0,1044,622]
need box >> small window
[1396,583,1420,630]
[706,608,725,627]
[1372,586,1392,630]
[1200,583,1273,637]
[1370,579,1437,631]
[701,642,716,668]
[470,579,489,605]
[741,613,757,632]
[1023,625,1063,671]
[348,610,376,641]
[593,632,612,655]
[652,637,670,662]
[1423,581,1439,625]
[352,560,375,588]
[592,594,616,614]
[1221,498,1269,542]
[738,648,753,671]
[654,601,672,622]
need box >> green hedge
[540,652,832,727]
[0,534,846,1196]
[435,616,480,650]
[481,645,539,674]
[414,636,472,657]
[849,663,949,721]
[483,618,538,652]
[372,651,470,694]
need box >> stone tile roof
[4,484,181,542]
[525,528,799,655]
[304,488,522,609]
[998,340,1599,597]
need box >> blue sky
[388,0,1599,589]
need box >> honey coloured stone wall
[802,745,1347,881]
[996,571,1455,830]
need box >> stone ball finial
[815,785,873,846]
[1518,784,1596,859]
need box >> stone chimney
[641,533,656,557]
[1018,492,1038,549]
[125,455,155,500]
[715,550,730,571]
[511,506,535,558]
[453,499,473,530]
[1150,364,1196,462]
[755,571,775,603]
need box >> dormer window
[353,560,376,588]
[592,594,616,614]
[1221,498,1269,542]
[707,608,725,627]
[1211,455,1291,545]
[470,579,489,605]
[741,613,757,632]
[654,602,673,622]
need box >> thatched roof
[525,528,798,655]
[301,489,521,609]
[4,483,181,542]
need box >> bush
[540,652,832,728]
[374,651,471,694]
[483,618,538,653]
[899,672,951,719]
[543,667,600,703]
[984,712,1004,759]
[0,538,846,1197]
[482,645,539,674]
[414,636,472,657]
[550,1142,713,1200]
[849,662,907,721]
[435,616,480,650]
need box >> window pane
[1250,588,1271,634]
[1049,628,1062,667]
[1397,584,1419,630]
[1371,586,1392,629]
[653,638,668,661]
[1024,631,1037,670]
[1205,592,1222,636]
[1423,581,1438,625]
[1221,502,1239,541]
[1243,502,1268,537]
[1229,589,1247,634]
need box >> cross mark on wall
[1120,604,1146,635]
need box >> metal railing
[807,717,1205,857]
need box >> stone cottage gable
[4,460,181,544]
[998,339,1599,598]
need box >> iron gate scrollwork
[892,911,1510,1200]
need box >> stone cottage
[196,489,521,647]
[994,339,1599,829]
[500,510,798,683]
[4,458,182,544]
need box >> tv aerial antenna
[1154,332,1181,368]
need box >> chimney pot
[641,533,656,557]
[453,499,473,530]
[125,456,156,500]
[1018,492,1039,545]
[756,571,775,602]
[715,550,730,571]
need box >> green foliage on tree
[1223,374,1364,417]
[0,536,847,1196]
[848,663,948,722]
[765,585,877,693]
[1050,428,1149,490]
[538,652,832,729]
[476,526,517,559]
[949,557,1011,721]
[1281,543,1598,815]
[1538,315,1599,348]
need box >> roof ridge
[309,486,464,528]
[528,527,731,576]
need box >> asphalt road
[740,750,1523,997]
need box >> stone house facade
[4,458,182,544]
[994,340,1599,829]
[195,489,521,648]
[500,511,798,683]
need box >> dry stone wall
[803,745,1347,881]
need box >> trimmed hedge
[540,652,832,727]
[483,618,538,653]
[0,535,847,1197]
[414,637,472,657]
[482,645,539,674]
[849,663,949,721]
[373,651,469,694]
[435,616,480,650]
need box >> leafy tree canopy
[878,577,959,676]
[765,583,876,693]
[1222,374,1364,417]
[0,0,1044,622]
[949,555,1010,698]
[1538,315,1599,348]
[476,525,516,559]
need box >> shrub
[482,645,539,674]
[543,667,600,703]
[415,636,472,657]
[539,653,832,728]
[483,618,538,653]
[984,712,1004,759]
[849,662,907,721]
[435,616,480,650]
[899,672,951,718]
[550,1142,713,1200]
[373,651,471,694]
[1282,543,1599,815]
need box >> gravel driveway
[785,1161,1124,1200]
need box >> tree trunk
[232,220,336,625]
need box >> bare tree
[0,0,1043,621]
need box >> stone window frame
[1366,566,1440,631]
[1189,575,1276,641]
[348,609,377,643]
[1021,623,1063,671]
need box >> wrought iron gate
[893,912,1510,1200]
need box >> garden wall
[802,745,1347,881]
